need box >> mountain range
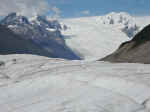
[0,12,149,62]
[0,13,80,60]
[0,12,150,112]
[0,24,54,57]
[62,12,142,60]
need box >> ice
[1,12,150,112]
[61,13,150,61]
[0,54,150,111]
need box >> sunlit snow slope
[0,54,150,112]
[61,13,150,61]
[0,13,150,112]
[61,16,128,60]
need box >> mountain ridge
[0,24,55,57]
[0,13,80,60]
[100,24,150,64]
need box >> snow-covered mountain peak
[61,12,148,60]
[0,13,80,60]
[99,12,140,37]
[0,13,62,32]
[29,15,62,30]
[0,13,63,39]
[101,12,133,25]
[0,12,30,26]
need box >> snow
[1,12,150,112]
[0,54,150,112]
[61,13,150,61]
[46,28,56,32]
[8,25,17,28]
[100,12,133,26]
[94,12,140,38]
[61,16,130,60]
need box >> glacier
[0,54,150,112]
[61,12,149,60]
[0,12,150,112]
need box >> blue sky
[47,0,150,18]
[0,0,149,18]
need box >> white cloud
[81,10,90,15]
[0,0,50,17]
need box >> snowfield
[1,13,150,112]
[61,13,150,60]
[0,54,150,112]
[62,16,129,60]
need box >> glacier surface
[0,54,150,112]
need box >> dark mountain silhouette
[100,24,150,64]
[0,25,55,57]
[0,13,80,60]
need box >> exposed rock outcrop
[0,25,54,57]
[100,24,150,64]
[0,13,80,60]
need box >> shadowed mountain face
[100,24,150,64]
[0,25,55,57]
[0,13,80,60]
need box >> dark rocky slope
[100,24,150,64]
[0,25,55,57]
[0,13,80,60]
